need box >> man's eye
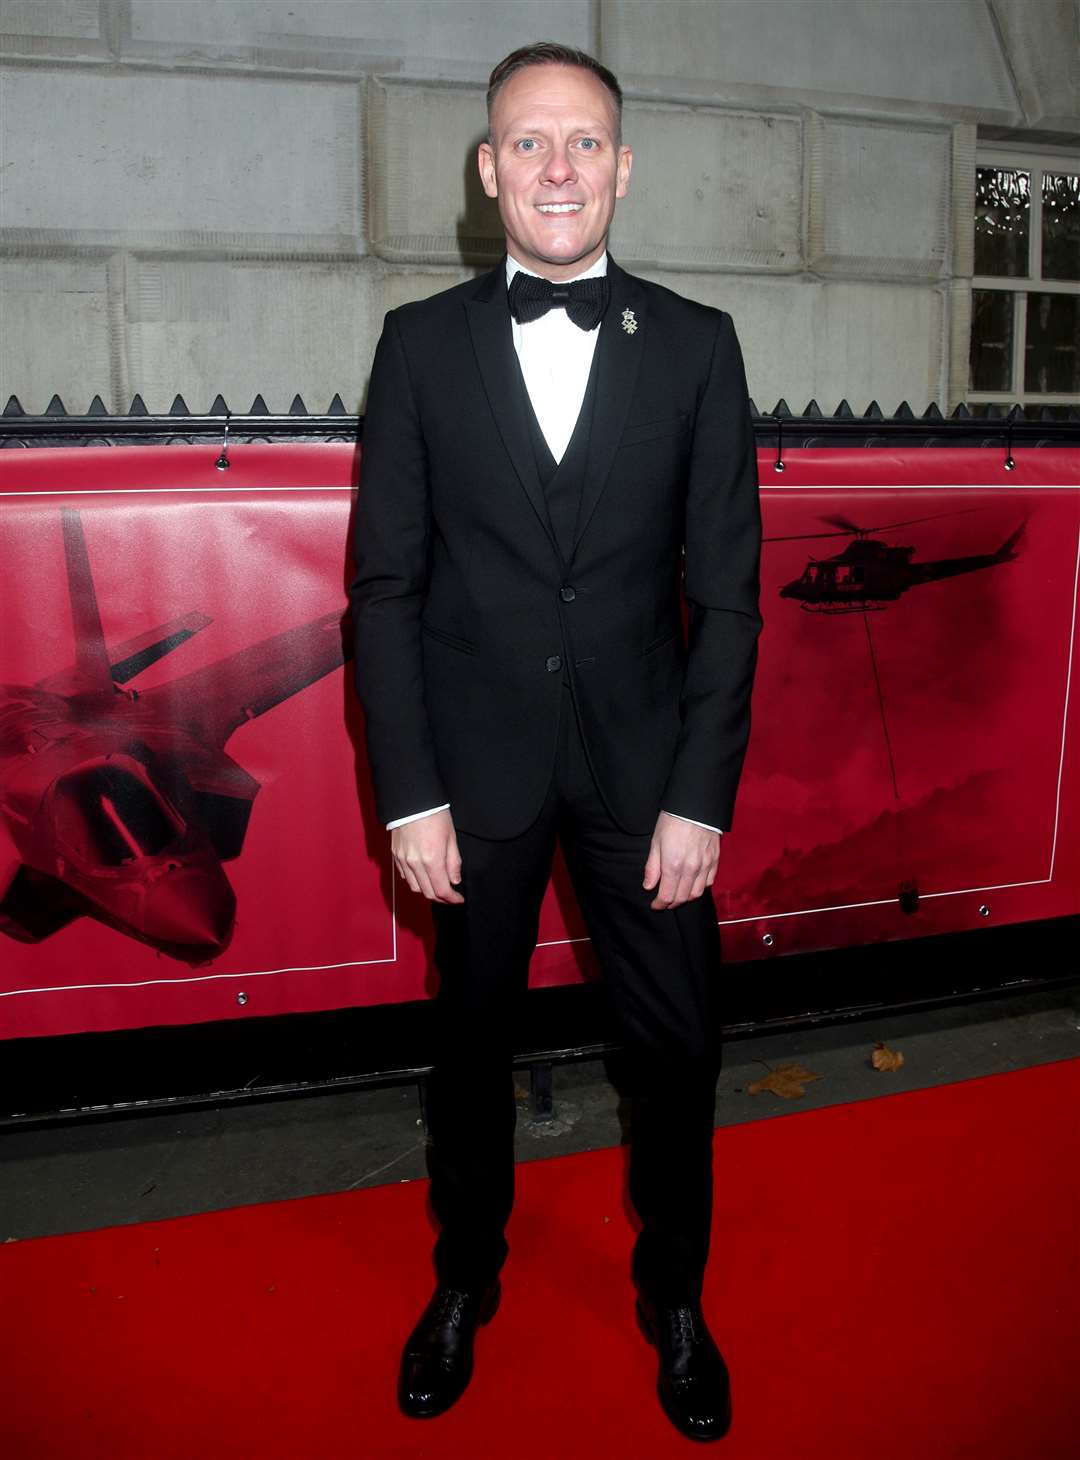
[579,138,598,150]
[517,138,536,152]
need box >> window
[969,149,1080,418]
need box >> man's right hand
[391,809,464,904]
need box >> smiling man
[476,59,631,280]
[349,41,762,1442]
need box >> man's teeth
[537,203,583,214]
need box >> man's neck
[505,248,608,284]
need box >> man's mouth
[536,203,584,215]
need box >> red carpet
[2,1059,1078,1460]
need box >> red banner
[1,443,1078,1039]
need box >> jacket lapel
[463,256,649,563]
[464,264,560,557]
[573,257,648,558]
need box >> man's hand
[391,809,464,904]
[643,811,720,910]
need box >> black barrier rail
[0,913,1076,1127]
[2,394,1080,452]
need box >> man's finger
[409,858,439,902]
[668,865,696,910]
[427,857,465,905]
[656,850,714,910]
[396,857,422,896]
[692,850,719,903]
[651,857,682,909]
[447,832,463,891]
[643,840,661,891]
[679,864,702,906]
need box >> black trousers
[427,684,723,1305]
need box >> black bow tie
[507,270,610,331]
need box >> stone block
[0,66,363,255]
[651,275,818,410]
[368,81,502,263]
[602,0,1018,122]
[1,0,98,32]
[611,102,802,272]
[123,257,381,413]
[808,117,952,280]
[814,281,946,412]
[378,267,480,315]
[0,257,112,414]
[125,0,592,80]
[0,0,105,56]
[641,272,946,414]
[989,0,1080,132]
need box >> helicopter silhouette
[767,510,1025,612]
[0,508,349,964]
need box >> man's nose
[542,146,577,187]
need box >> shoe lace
[431,1288,466,1328]
[671,1305,697,1346]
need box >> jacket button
[545,655,562,673]
[560,585,576,602]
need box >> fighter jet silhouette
[0,509,349,963]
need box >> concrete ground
[2,982,1078,1244]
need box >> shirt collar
[505,251,608,290]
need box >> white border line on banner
[0,846,399,1000]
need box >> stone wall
[1,0,1077,415]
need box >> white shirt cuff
[663,810,724,835]
[389,806,722,833]
[386,803,450,830]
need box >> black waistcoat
[519,347,601,564]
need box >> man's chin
[512,236,607,275]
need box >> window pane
[970,290,1014,391]
[975,167,1030,277]
[1042,172,1080,281]
[1024,293,1080,393]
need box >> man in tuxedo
[349,41,761,1442]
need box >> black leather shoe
[636,1294,732,1442]
[398,1279,501,1418]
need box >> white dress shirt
[386,252,722,836]
[506,251,606,462]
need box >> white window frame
[970,143,1080,411]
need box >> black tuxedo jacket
[349,257,762,841]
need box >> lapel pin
[621,307,638,335]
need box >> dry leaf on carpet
[746,1063,823,1099]
[872,1041,904,1071]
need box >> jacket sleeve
[660,311,763,832]
[348,310,449,826]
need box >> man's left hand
[643,811,720,910]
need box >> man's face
[478,64,632,281]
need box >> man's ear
[615,145,633,200]
[477,141,498,200]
